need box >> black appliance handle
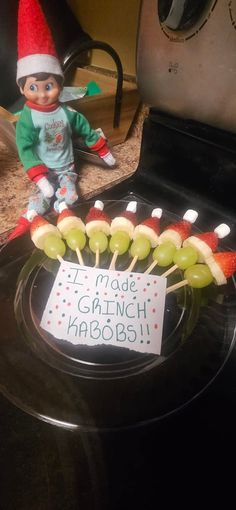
[62,40,123,128]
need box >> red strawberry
[194,223,230,250]
[30,215,50,236]
[166,219,191,240]
[183,224,230,262]
[141,217,160,235]
[212,252,236,278]
[158,209,198,249]
[85,207,111,224]
[57,208,76,223]
[194,231,218,251]
[164,209,198,240]
[121,210,137,226]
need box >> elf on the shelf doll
[9,0,116,240]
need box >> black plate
[0,199,235,431]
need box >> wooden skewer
[76,248,84,266]
[125,255,138,272]
[94,248,100,268]
[161,264,178,278]
[166,279,188,294]
[57,255,64,263]
[109,250,119,270]
[145,259,158,274]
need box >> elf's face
[21,76,61,105]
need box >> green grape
[184,264,213,288]
[109,231,130,255]
[130,235,151,260]
[152,241,176,267]
[66,228,86,251]
[89,231,108,254]
[44,235,66,259]
[173,246,198,270]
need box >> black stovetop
[0,109,236,509]
[100,110,236,241]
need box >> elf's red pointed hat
[16,0,63,84]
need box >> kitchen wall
[68,0,141,76]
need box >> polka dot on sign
[154,324,158,329]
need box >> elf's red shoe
[7,217,31,241]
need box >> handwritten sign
[40,261,167,355]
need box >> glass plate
[0,200,235,431]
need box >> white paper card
[40,261,167,355]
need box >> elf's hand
[36,176,54,198]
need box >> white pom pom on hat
[214,223,231,239]
[151,208,162,218]
[94,200,104,211]
[183,209,198,224]
[126,201,137,213]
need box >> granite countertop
[0,105,148,244]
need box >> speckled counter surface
[0,105,148,243]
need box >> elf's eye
[45,83,53,91]
[30,84,38,92]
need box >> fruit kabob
[125,208,162,272]
[56,202,86,265]
[109,201,138,270]
[166,251,236,294]
[162,223,231,278]
[145,209,198,275]
[85,201,111,267]
[30,213,66,261]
